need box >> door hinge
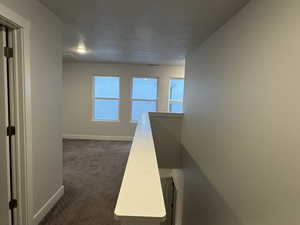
[4,47,13,58]
[9,199,17,210]
[7,126,16,136]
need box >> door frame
[0,3,32,225]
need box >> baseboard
[63,134,133,141]
[32,185,64,225]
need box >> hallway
[1,1,300,225]
[39,140,131,225]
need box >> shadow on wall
[150,113,183,169]
[182,149,243,225]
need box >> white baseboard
[32,185,64,225]
[63,134,133,141]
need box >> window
[93,76,120,120]
[169,79,184,113]
[131,77,158,121]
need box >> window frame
[92,74,121,122]
[130,76,159,122]
[168,78,184,113]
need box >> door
[0,25,16,225]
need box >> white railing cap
[114,113,166,222]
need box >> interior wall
[150,112,183,169]
[0,0,63,219]
[63,62,184,138]
[181,1,300,225]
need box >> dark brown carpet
[39,139,131,225]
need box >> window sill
[91,119,120,123]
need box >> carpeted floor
[39,139,131,225]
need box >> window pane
[94,99,119,120]
[132,100,156,121]
[132,77,157,99]
[94,76,119,98]
[169,102,183,113]
[170,79,184,101]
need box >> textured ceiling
[40,0,249,65]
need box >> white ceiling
[39,0,249,65]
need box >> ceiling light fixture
[76,39,88,54]
[77,46,87,54]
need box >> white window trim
[168,78,184,113]
[92,75,120,121]
[130,76,159,121]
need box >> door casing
[0,24,13,225]
[0,3,33,225]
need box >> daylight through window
[93,76,120,120]
[131,77,158,121]
[169,79,184,113]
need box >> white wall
[0,0,63,221]
[150,112,183,168]
[181,1,300,225]
[63,62,184,139]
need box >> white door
[0,25,13,225]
